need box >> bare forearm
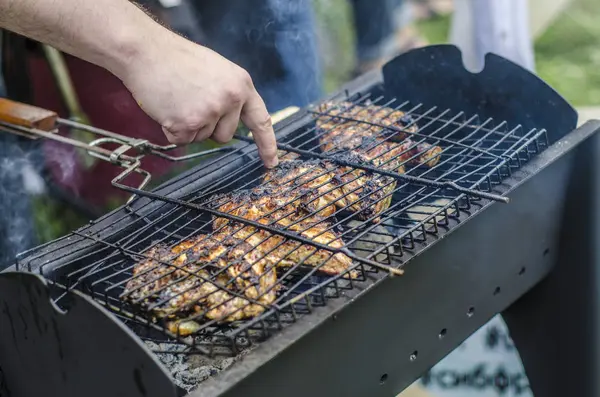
[0,0,278,167]
[0,0,169,78]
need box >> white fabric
[450,0,535,72]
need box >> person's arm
[0,0,278,167]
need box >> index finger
[240,90,278,168]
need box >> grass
[412,0,600,106]
[313,0,357,93]
[32,195,90,243]
[535,0,600,105]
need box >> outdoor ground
[33,0,600,242]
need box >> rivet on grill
[409,351,418,361]
[467,307,475,317]
[379,373,388,384]
[438,329,447,339]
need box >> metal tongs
[0,98,233,203]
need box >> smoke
[21,161,46,195]
[42,141,80,191]
[0,134,46,270]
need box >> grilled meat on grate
[211,186,354,277]
[315,102,442,169]
[316,101,419,138]
[263,152,396,222]
[212,184,336,224]
[355,137,443,169]
[216,222,354,277]
[122,234,278,335]
[123,101,447,334]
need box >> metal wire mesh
[16,87,548,357]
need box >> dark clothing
[351,0,405,63]
[189,0,322,112]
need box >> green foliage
[32,195,88,243]
[313,0,357,93]
[413,0,600,106]
[534,0,600,105]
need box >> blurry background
[7,0,598,396]
[29,0,600,245]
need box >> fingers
[211,105,242,144]
[162,115,216,146]
[163,109,239,147]
[162,125,199,145]
[194,120,218,143]
[240,90,278,168]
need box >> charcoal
[144,341,247,393]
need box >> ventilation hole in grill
[379,373,388,384]
[519,267,526,276]
[439,328,447,339]
[543,248,550,256]
[467,307,475,317]
[410,351,418,361]
[493,286,501,296]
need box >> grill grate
[17,87,548,358]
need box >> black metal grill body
[0,45,596,397]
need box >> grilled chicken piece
[211,184,336,229]
[315,102,442,168]
[210,187,355,277]
[123,234,278,334]
[216,221,354,277]
[263,152,396,221]
[316,101,418,141]
[277,149,300,161]
[320,128,440,170]
[356,137,442,170]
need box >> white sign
[418,315,532,397]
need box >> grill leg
[503,131,600,397]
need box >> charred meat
[210,185,354,277]
[263,152,396,221]
[316,101,419,141]
[122,234,278,334]
[211,184,336,226]
[315,102,442,169]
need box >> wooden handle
[0,98,58,131]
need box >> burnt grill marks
[20,92,549,357]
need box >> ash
[145,341,248,393]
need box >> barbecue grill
[1,44,599,397]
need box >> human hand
[118,33,278,168]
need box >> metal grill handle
[0,98,235,203]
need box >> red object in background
[26,52,183,208]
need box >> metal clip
[0,116,235,204]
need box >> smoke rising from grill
[0,134,45,270]
[43,141,80,192]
